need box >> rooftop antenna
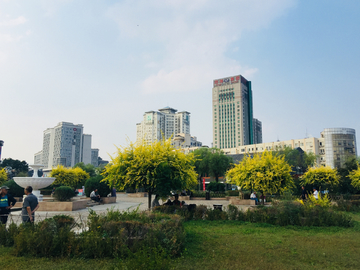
[277,136,280,142]
[305,128,308,138]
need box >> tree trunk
[261,192,265,205]
[148,190,152,210]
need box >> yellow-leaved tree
[349,167,360,190]
[226,151,293,204]
[102,139,198,209]
[50,165,90,188]
[0,168,7,186]
[301,166,339,191]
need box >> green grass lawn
[1,213,360,270]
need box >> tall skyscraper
[34,122,98,169]
[212,75,258,149]
[136,107,191,144]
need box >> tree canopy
[301,166,340,191]
[50,165,90,188]
[0,168,7,186]
[102,139,198,208]
[226,151,293,203]
[74,162,96,177]
[349,167,360,191]
[0,158,29,178]
[337,156,359,194]
[193,147,232,183]
[274,146,317,174]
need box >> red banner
[203,178,205,191]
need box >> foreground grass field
[1,213,360,270]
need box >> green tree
[74,162,96,177]
[226,151,293,204]
[193,147,211,189]
[337,156,359,194]
[0,168,7,186]
[274,146,317,174]
[103,139,198,209]
[209,148,233,182]
[0,158,29,178]
[301,166,340,191]
[349,167,360,191]
[50,165,90,188]
[193,147,232,184]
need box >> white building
[136,107,194,145]
[34,122,99,169]
[212,75,262,149]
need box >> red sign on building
[202,178,206,191]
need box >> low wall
[14,197,117,211]
[191,197,228,200]
[229,198,256,205]
[14,199,89,211]
[170,196,190,201]
[127,192,148,197]
[101,197,117,204]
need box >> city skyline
[1,1,360,163]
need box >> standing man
[313,187,319,200]
[22,186,39,223]
[301,186,307,201]
[0,186,17,225]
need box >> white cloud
[108,0,296,94]
[0,15,26,26]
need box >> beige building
[172,133,202,149]
[184,128,357,169]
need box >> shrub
[54,186,75,201]
[7,210,186,259]
[4,179,24,197]
[85,175,110,197]
[207,182,225,192]
[205,209,228,221]
[225,190,239,197]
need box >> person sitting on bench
[90,189,101,203]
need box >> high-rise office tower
[212,75,256,149]
[34,122,98,169]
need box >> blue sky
[1,0,359,163]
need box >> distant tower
[0,140,3,161]
[212,75,254,149]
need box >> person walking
[301,186,307,201]
[0,186,17,225]
[21,186,39,223]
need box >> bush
[5,210,186,259]
[225,190,239,197]
[154,201,353,227]
[54,186,75,201]
[4,179,24,197]
[207,182,225,192]
[85,175,110,197]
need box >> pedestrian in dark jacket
[0,186,17,225]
